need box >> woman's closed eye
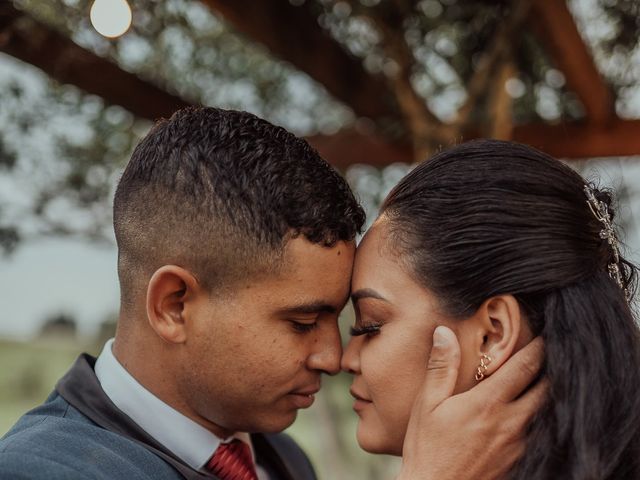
[350,322,383,337]
[350,303,388,337]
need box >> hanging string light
[89,0,132,39]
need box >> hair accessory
[584,185,630,301]
[475,353,492,381]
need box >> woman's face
[341,220,477,456]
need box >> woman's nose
[341,336,362,375]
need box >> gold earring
[475,354,492,381]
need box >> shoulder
[261,432,317,480]
[0,394,96,479]
[0,450,93,480]
[0,392,177,480]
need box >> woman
[342,139,640,479]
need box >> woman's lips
[350,388,372,412]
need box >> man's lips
[288,384,320,408]
[291,385,321,396]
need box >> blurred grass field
[0,337,93,434]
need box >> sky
[0,237,119,339]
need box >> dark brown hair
[114,107,365,304]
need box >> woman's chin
[356,426,403,456]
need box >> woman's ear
[146,265,199,344]
[476,295,522,376]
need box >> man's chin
[240,410,298,434]
[262,411,298,433]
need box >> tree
[1,0,349,252]
[1,0,639,252]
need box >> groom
[0,107,544,479]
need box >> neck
[112,320,234,439]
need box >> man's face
[178,237,355,435]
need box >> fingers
[510,376,549,422]
[489,437,526,480]
[495,377,549,448]
[479,336,544,402]
[421,325,461,412]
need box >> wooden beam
[0,4,191,121]
[199,0,398,121]
[512,120,640,159]
[310,120,640,169]
[529,0,614,125]
[308,128,412,170]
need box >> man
[0,107,544,479]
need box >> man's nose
[307,324,342,375]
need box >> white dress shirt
[95,339,269,479]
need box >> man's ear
[473,295,522,377]
[146,265,200,344]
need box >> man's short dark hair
[113,107,365,303]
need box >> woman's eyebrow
[351,288,388,303]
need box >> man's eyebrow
[276,302,337,315]
[351,288,388,303]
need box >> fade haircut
[113,107,365,305]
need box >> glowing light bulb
[90,0,132,39]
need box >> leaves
[1,0,639,250]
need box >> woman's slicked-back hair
[113,107,365,304]
[381,139,640,479]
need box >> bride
[343,139,640,479]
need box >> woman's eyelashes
[350,322,383,337]
[350,306,387,337]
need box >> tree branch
[349,1,449,160]
[0,3,191,121]
[452,0,531,131]
[487,60,516,139]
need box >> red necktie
[206,439,258,480]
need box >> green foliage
[314,0,640,124]
[0,0,637,251]
[1,0,639,248]
[15,0,349,131]
[0,225,20,255]
[1,0,354,249]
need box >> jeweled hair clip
[584,185,630,301]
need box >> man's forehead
[264,275,352,315]
[280,237,355,271]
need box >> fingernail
[433,326,450,348]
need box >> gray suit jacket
[0,354,317,480]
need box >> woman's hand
[398,326,546,480]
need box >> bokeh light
[89,0,132,39]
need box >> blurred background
[1,0,640,478]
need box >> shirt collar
[94,338,256,471]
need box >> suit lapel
[56,354,316,480]
[252,433,316,480]
[252,434,295,480]
[56,354,217,480]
